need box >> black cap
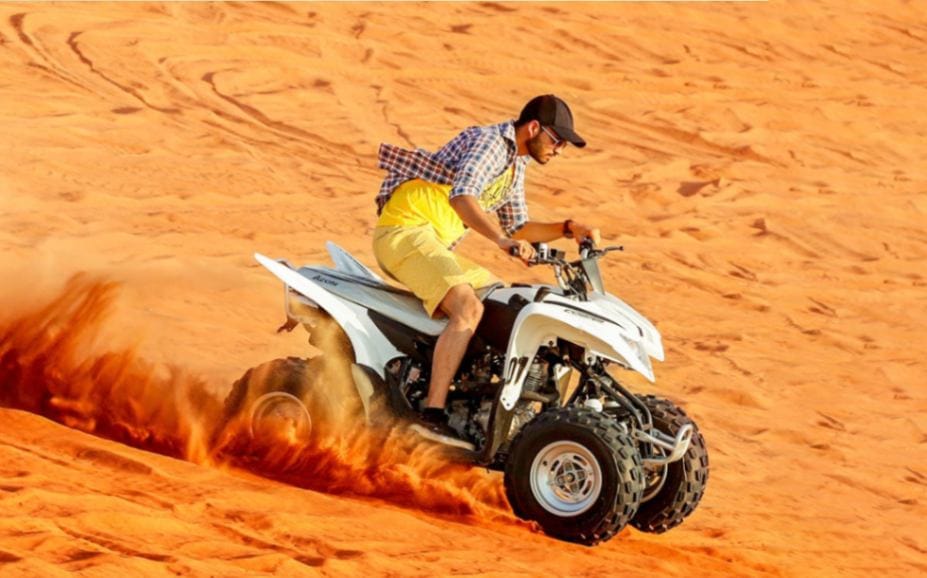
[517,94,586,148]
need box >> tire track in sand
[65,30,180,115]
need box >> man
[373,94,601,445]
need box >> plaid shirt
[376,120,530,236]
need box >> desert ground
[1,2,925,576]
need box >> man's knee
[443,285,484,329]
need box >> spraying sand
[1,2,925,576]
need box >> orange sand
[1,2,925,576]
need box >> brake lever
[587,245,624,258]
[581,245,624,260]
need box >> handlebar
[507,240,625,297]
[510,240,623,267]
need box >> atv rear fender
[254,253,401,378]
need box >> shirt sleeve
[496,188,529,236]
[448,132,509,200]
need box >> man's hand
[497,237,536,263]
[567,221,601,245]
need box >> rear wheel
[504,408,644,545]
[293,304,354,362]
[630,395,709,533]
[213,357,332,452]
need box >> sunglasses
[541,125,566,150]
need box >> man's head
[515,94,586,164]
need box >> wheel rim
[249,392,312,443]
[642,458,668,502]
[530,441,603,516]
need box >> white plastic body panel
[499,299,656,411]
[326,241,383,282]
[482,287,663,362]
[593,292,664,361]
[541,293,664,362]
[295,265,447,336]
[254,253,400,379]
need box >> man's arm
[450,195,507,244]
[510,221,565,243]
[450,196,535,261]
[447,131,536,261]
[512,220,602,244]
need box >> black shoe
[409,408,475,451]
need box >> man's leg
[425,283,484,409]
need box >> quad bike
[221,240,709,545]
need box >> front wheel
[504,408,644,546]
[630,395,710,533]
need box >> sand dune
[1,2,925,576]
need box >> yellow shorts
[373,225,498,317]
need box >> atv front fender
[500,301,654,411]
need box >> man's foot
[409,408,475,451]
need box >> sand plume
[0,275,219,462]
[1,1,926,575]
[0,276,510,520]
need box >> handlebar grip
[509,245,520,257]
[579,238,596,251]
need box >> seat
[296,265,504,337]
[324,242,502,303]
